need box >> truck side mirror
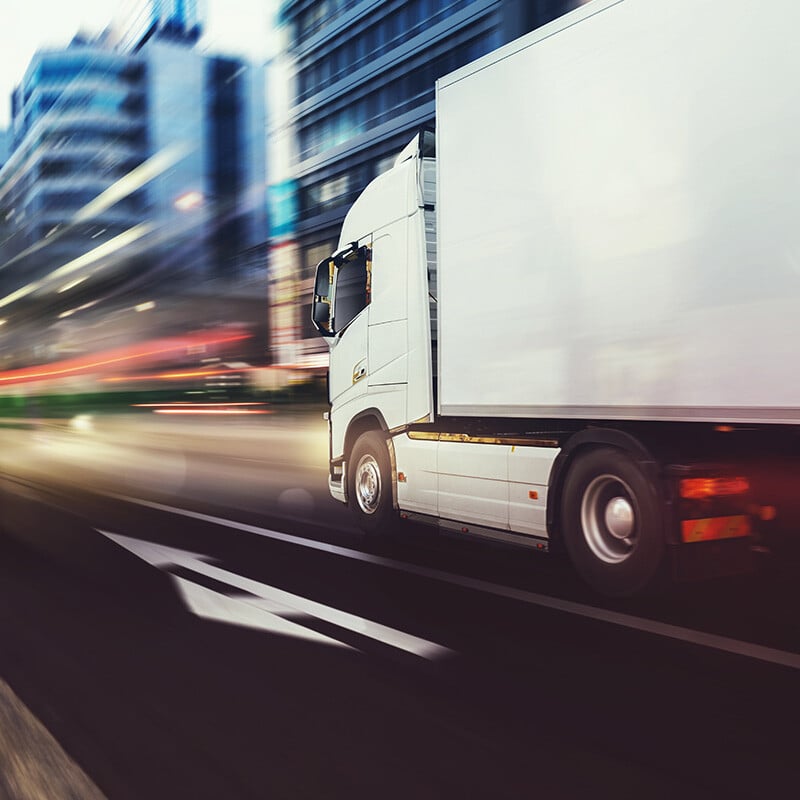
[312,258,335,337]
[314,259,332,298]
[312,299,332,332]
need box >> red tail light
[680,477,749,500]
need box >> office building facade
[0,38,146,280]
[268,0,580,373]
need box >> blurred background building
[0,128,10,168]
[267,0,582,378]
[0,0,267,371]
[117,0,204,51]
[2,35,147,293]
[0,0,587,398]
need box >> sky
[0,0,275,128]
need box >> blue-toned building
[0,13,266,323]
[0,35,146,281]
[117,0,203,52]
[138,34,266,283]
[0,129,10,168]
[268,0,581,372]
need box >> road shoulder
[0,678,106,800]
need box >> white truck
[311,0,800,595]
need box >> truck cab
[312,131,438,507]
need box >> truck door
[368,228,408,388]
[328,240,372,407]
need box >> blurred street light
[58,276,88,294]
[174,191,205,211]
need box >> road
[0,408,798,799]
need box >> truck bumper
[329,468,347,505]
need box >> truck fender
[340,409,390,460]
[340,410,399,509]
[546,428,666,546]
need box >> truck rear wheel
[561,447,665,596]
[348,431,396,535]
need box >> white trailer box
[436,0,800,423]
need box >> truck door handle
[353,364,367,383]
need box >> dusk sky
[0,0,274,128]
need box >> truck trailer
[311,0,800,595]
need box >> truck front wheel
[348,431,396,535]
[561,447,665,596]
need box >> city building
[0,4,267,361]
[267,0,581,375]
[116,0,203,52]
[0,129,10,168]
[0,32,148,289]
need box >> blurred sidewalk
[0,678,105,800]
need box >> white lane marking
[173,577,354,650]
[99,531,450,661]
[103,493,800,671]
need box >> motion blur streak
[151,408,271,415]
[132,403,267,408]
[0,223,154,309]
[57,277,89,294]
[104,367,254,382]
[0,330,251,385]
[71,143,193,224]
[58,301,98,319]
[0,144,191,276]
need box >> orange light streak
[152,408,271,415]
[0,330,251,386]
[106,366,252,383]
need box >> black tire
[348,430,396,535]
[560,447,665,597]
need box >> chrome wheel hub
[355,454,381,515]
[605,496,635,540]
[581,474,637,564]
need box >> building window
[296,29,497,162]
[375,153,398,176]
[303,241,337,282]
[301,163,370,218]
[296,0,489,103]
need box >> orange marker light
[681,515,751,543]
[759,505,777,522]
[528,490,538,500]
[397,472,407,483]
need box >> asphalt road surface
[0,408,798,799]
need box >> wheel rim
[355,453,382,515]
[580,474,637,564]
